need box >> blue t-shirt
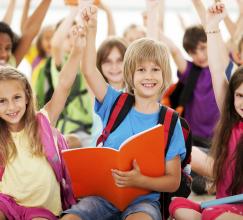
[95,86,186,204]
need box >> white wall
[0,0,239,80]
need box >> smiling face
[0,80,27,131]
[234,82,243,118]
[0,33,12,66]
[133,61,163,100]
[39,27,54,57]
[101,47,124,88]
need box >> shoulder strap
[180,117,192,167]
[96,93,135,146]
[158,106,179,155]
[179,64,202,106]
[0,166,4,181]
[37,112,63,182]
[44,57,54,104]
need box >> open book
[201,194,243,209]
[62,124,165,210]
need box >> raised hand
[111,160,144,188]
[70,24,87,52]
[81,5,98,29]
[206,2,227,30]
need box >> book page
[62,124,165,210]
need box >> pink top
[216,121,243,199]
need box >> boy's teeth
[143,83,154,87]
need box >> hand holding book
[62,124,165,210]
[112,159,142,188]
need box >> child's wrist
[205,25,220,34]
[205,29,220,34]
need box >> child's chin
[197,62,208,68]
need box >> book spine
[201,194,243,209]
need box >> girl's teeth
[9,113,17,116]
[0,60,6,65]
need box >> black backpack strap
[44,57,54,104]
[96,93,135,146]
[179,64,202,107]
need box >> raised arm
[228,0,243,64]
[206,2,229,111]
[20,0,30,34]
[45,25,86,126]
[159,32,187,74]
[81,6,108,102]
[14,0,52,66]
[97,0,116,36]
[51,6,78,67]
[191,0,206,27]
[146,0,160,40]
[2,0,16,25]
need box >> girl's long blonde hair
[0,66,43,166]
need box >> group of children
[0,0,242,220]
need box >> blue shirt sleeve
[166,119,186,161]
[94,85,121,127]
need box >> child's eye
[236,94,243,98]
[103,59,112,64]
[152,68,160,72]
[0,99,5,104]
[14,96,22,100]
[137,68,145,72]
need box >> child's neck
[110,82,124,91]
[8,121,25,132]
[134,97,160,114]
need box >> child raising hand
[0,24,87,220]
[169,2,243,220]
[61,5,186,220]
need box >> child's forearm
[206,25,229,111]
[102,4,116,36]
[52,7,78,48]
[191,0,206,27]
[83,30,97,79]
[51,7,78,66]
[15,0,51,65]
[146,0,159,40]
[134,156,181,193]
[2,0,16,25]
[224,15,236,38]
[58,49,82,91]
[159,32,187,74]
[21,0,51,38]
[82,29,107,102]
[137,173,181,193]
[46,46,83,126]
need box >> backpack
[96,93,192,220]
[0,112,76,210]
[161,63,202,116]
[35,57,93,134]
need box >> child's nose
[7,101,16,110]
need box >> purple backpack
[0,112,76,210]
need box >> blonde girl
[0,24,86,220]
